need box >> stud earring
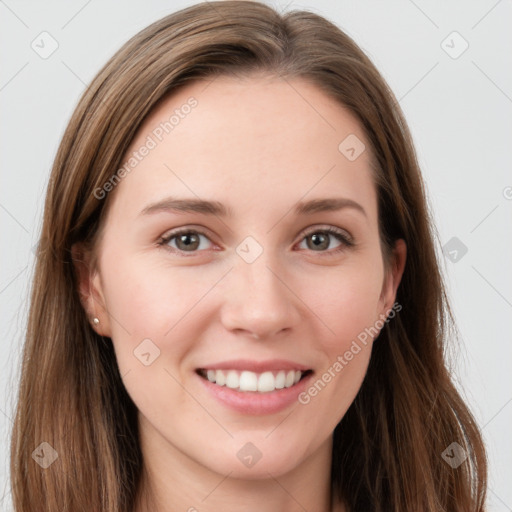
[93,317,100,325]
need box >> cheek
[297,265,382,424]
[99,250,214,379]
[310,257,384,352]
[102,250,211,335]
[99,254,207,418]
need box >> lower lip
[196,371,314,415]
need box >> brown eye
[306,232,331,251]
[159,230,212,253]
[298,227,354,254]
[175,232,201,251]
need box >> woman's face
[77,74,405,480]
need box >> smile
[196,368,313,393]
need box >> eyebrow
[140,196,367,218]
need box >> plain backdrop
[1,1,511,510]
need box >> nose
[219,254,301,340]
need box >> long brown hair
[10,1,487,510]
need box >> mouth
[195,368,314,393]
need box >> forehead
[105,74,377,225]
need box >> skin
[73,73,406,512]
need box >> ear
[71,242,112,337]
[378,238,406,316]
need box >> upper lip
[196,359,312,373]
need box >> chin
[197,440,306,480]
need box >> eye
[158,229,213,254]
[157,225,354,256]
[296,226,354,255]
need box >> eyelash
[157,226,354,257]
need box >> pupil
[310,232,327,250]
[179,233,198,250]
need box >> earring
[93,317,100,325]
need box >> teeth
[225,370,239,389]
[240,371,258,391]
[275,370,286,389]
[201,369,306,393]
[285,370,295,387]
[258,371,275,392]
[214,369,226,386]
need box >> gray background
[1,0,511,510]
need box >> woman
[10,1,487,511]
